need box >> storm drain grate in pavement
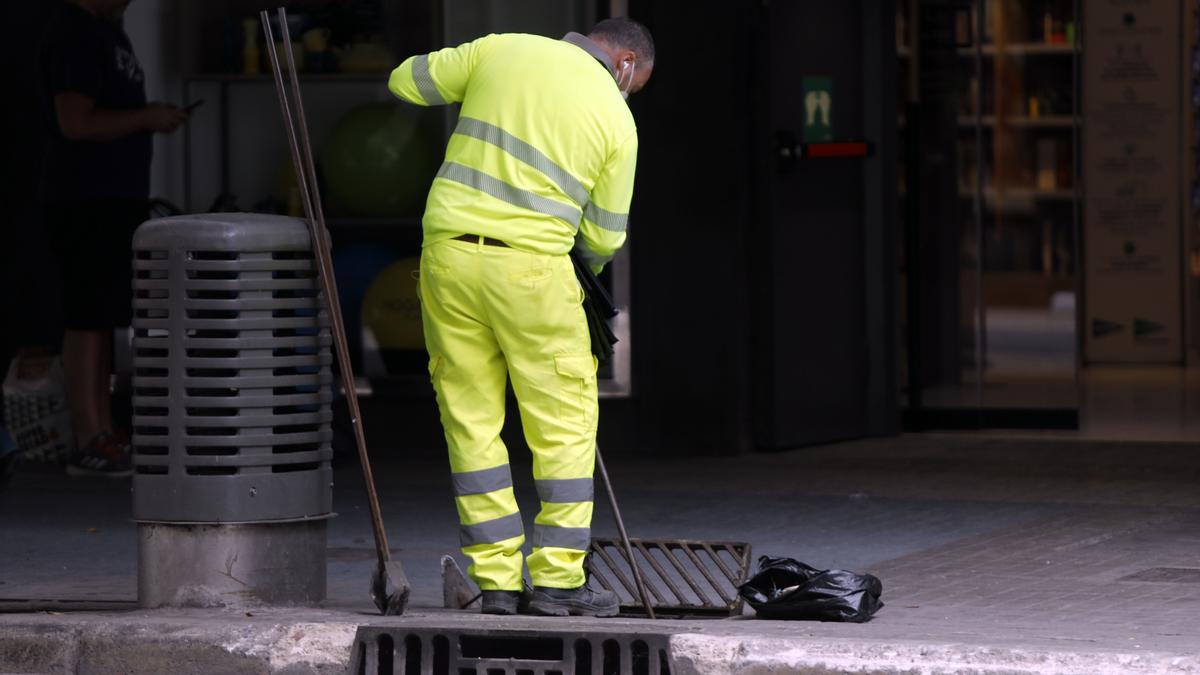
[1119,567,1200,583]
[587,539,752,618]
[349,627,672,675]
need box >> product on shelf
[321,102,438,218]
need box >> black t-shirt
[41,2,151,202]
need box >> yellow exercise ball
[361,257,424,350]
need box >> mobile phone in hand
[182,99,205,113]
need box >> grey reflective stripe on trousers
[455,117,590,207]
[453,464,513,497]
[536,477,594,503]
[412,54,446,105]
[583,202,628,233]
[437,162,583,226]
[460,512,525,548]
[532,524,591,551]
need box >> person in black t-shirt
[41,0,187,477]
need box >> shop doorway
[899,0,1082,430]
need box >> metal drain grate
[587,539,752,618]
[350,627,672,675]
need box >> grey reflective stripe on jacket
[437,162,583,226]
[583,202,628,233]
[412,54,447,104]
[454,117,591,207]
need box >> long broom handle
[261,9,392,563]
[596,446,656,619]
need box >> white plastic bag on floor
[2,351,74,463]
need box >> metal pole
[974,0,986,416]
[261,9,409,614]
[595,445,656,619]
[263,6,392,570]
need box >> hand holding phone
[142,102,189,132]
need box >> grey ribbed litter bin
[131,213,333,608]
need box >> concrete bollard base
[137,518,328,609]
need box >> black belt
[453,233,510,248]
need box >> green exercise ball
[321,102,437,217]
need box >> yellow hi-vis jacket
[388,32,636,272]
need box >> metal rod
[974,0,986,416]
[1071,0,1084,376]
[277,10,331,234]
[595,446,656,619]
[275,8,387,552]
[261,9,392,564]
[591,539,640,601]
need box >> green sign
[802,76,833,142]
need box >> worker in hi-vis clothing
[388,18,654,617]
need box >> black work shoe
[481,590,522,615]
[524,584,620,617]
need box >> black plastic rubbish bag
[738,555,883,622]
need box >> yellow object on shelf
[302,27,331,53]
[1028,96,1040,118]
[1037,139,1058,191]
[362,258,424,350]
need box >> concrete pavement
[2,433,1199,673]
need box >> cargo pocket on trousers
[554,353,597,429]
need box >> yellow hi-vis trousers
[419,237,598,591]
